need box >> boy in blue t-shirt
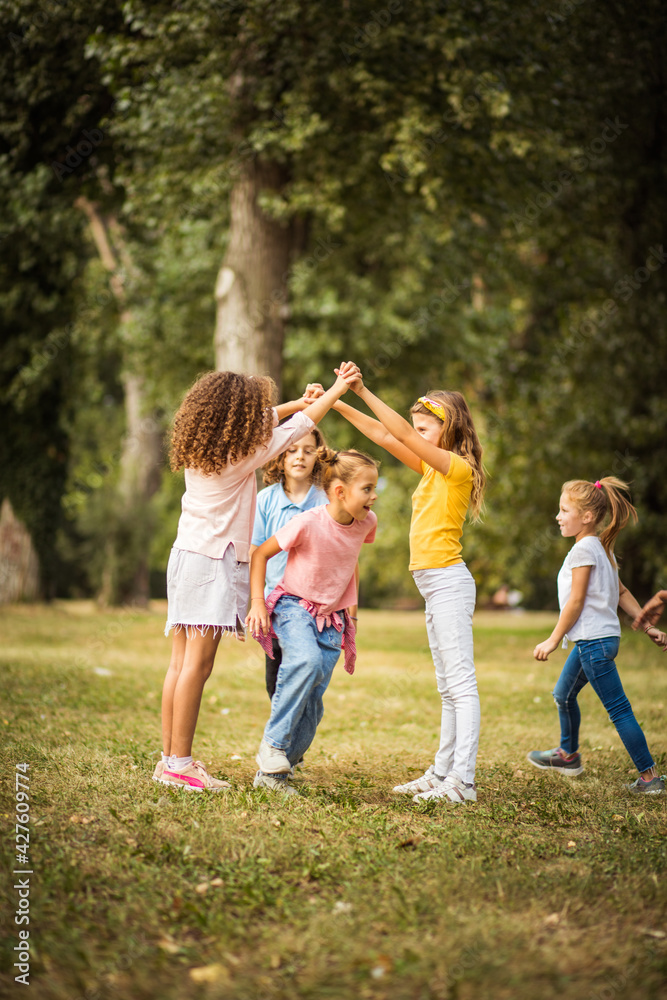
[251,429,328,697]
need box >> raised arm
[336,368,451,476]
[274,364,353,423]
[333,399,422,473]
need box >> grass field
[1,601,666,1000]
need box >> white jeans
[412,563,479,785]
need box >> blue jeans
[554,636,654,773]
[262,596,343,766]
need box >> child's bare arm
[620,581,667,648]
[534,566,591,660]
[245,537,282,636]
[333,399,422,472]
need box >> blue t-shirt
[251,483,328,595]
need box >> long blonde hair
[562,476,637,561]
[410,390,486,520]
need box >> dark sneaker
[527,748,584,776]
[627,775,665,794]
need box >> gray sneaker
[253,770,299,797]
[627,775,665,794]
[256,739,291,774]
[527,748,584,776]
[392,765,445,795]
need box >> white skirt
[164,545,250,639]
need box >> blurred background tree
[1,0,665,608]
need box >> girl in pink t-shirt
[246,449,379,795]
[157,367,354,793]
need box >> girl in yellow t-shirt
[334,365,486,804]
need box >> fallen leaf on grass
[567,840,576,848]
[642,929,666,939]
[69,815,97,825]
[195,882,209,894]
[370,954,393,979]
[188,964,230,985]
[398,835,423,849]
[544,913,560,926]
[332,901,353,914]
[210,877,224,887]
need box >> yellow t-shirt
[409,453,473,571]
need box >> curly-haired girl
[156,367,353,792]
[333,372,486,805]
[251,423,328,700]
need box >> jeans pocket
[182,552,217,586]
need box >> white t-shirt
[557,534,620,642]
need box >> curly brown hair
[411,390,486,521]
[170,372,277,474]
[262,427,328,487]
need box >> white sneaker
[256,740,292,774]
[393,765,444,795]
[253,770,299,797]
[413,774,477,804]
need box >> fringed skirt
[164,545,250,640]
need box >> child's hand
[633,593,665,631]
[245,600,271,637]
[646,626,667,650]
[533,638,559,661]
[335,361,364,393]
[303,382,325,404]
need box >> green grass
[1,602,666,999]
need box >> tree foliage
[2,0,666,605]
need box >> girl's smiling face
[331,468,379,524]
[283,433,318,484]
[556,493,595,541]
[412,412,444,447]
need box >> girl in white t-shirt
[246,449,378,795]
[157,367,354,792]
[528,477,667,794]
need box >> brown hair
[561,477,638,562]
[261,426,327,487]
[170,371,276,474]
[316,447,379,494]
[410,390,486,520]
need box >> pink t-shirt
[173,410,315,562]
[274,505,377,616]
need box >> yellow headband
[418,396,446,422]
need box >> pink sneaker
[152,761,165,783]
[162,761,230,792]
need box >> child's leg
[415,566,478,784]
[552,645,588,754]
[265,636,282,700]
[286,621,342,765]
[262,600,327,755]
[577,637,656,776]
[169,628,222,758]
[161,629,187,756]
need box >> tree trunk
[0,498,40,604]
[76,197,163,606]
[214,161,294,390]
